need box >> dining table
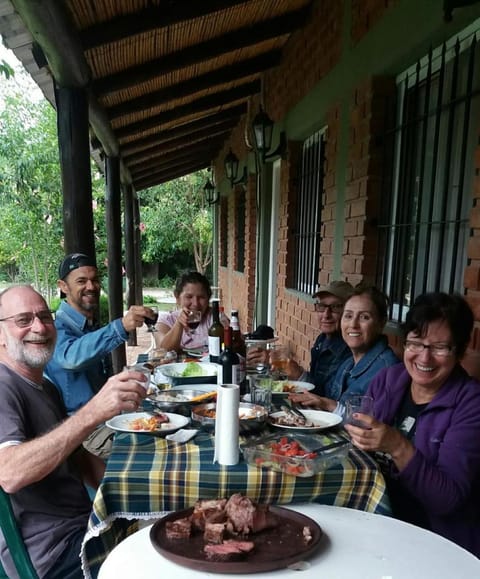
[80,423,391,579]
[95,503,480,578]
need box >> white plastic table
[96,504,480,579]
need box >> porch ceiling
[0,0,313,191]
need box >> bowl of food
[148,388,217,412]
[191,402,268,434]
[155,362,218,386]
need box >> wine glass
[144,306,159,333]
[186,310,202,334]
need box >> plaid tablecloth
[81,429,390,578]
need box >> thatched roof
[0,0,313,190]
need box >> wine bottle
[208,299,224,363]
[219,306,229,328]
[218,326,240,385]
[230,310,246,357]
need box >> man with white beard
[0,285,148,579]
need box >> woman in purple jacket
[346,292,480,557]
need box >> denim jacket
[306,332,352,395]
[327,335,399,409]
[44,301,128,413]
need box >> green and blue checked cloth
[81,430,390,578]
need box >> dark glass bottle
[208,299,224,363]
[218,326,240,385]
[230,310,246,358]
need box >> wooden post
[133,194,143,306]
[124,184,137,346]
[105,155,126,372]
[54,85,96,257]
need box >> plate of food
[150,493,323,573]
[106,411,189,435]
[269,409,342,431]
[243,380,314,401]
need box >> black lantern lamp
[224,149,248,188]
[252,106,287,162]
[203,177,219,205]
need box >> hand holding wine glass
[186,309,202,334]
[144,306,159,333]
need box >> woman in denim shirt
[290,285,399,415]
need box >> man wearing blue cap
[45,253,156,457]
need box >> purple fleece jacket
[368,363,480,557]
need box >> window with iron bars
[235,188,246,273]
[290,129,326,295]
[377,24,480,323]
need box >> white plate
[269,409,342,431]
[243,380,315,401]
[106,412,189,435]
[274,380,315,395]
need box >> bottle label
[208,336,221,358]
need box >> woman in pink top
[156,271,212,352]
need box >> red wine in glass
[145,308,159,332]
[186,310,202,334]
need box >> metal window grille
[377,29,480,322]
[291,130,326,294]
[220,198,228,268]
[235,189,246,273]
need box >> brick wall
[343,77,396,285]
[351,0,399,45]
[265,0,343,120]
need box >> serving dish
[147,388,216,412]
[242,432,350,477]
[106,411,189,435]
[155,362,218,386]
[269,409,342,432]
[191,402,268,434]
[150,504,323,573]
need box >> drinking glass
[186,310,202,334]
[268,343,290,378]
[245,340,269,374]
[250,376,273,411]
[124,364,151,391]
[144,306,159,333]
[345,395,374,429]
[147,348,167,368]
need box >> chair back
[0,487,38,579]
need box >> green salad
[181,362,205,377]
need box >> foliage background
[0,59,213,301]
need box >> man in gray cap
[45,252,156,458]
[287,280,354,394]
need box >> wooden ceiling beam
[115,80,259,140]
[134,161,209,190]
[81,0,249,51]
[120,104,245,157]
[126,128,231,168]
[130,146,218,180]
[93,7,309,95]
[107,50,281,121]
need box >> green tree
[140,171,213,274]
[0,90,64,297]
